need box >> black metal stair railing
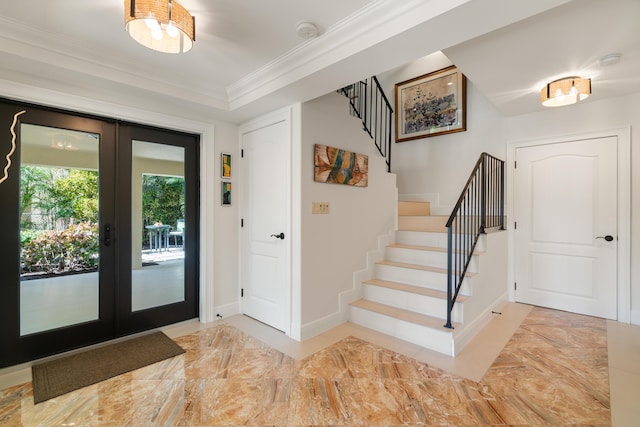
[444,152,505,329]
[338,77,393,172]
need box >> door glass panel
[19,124,100,335]
[131,140,185,311]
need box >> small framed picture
[221,181,231,206]
[221,153,231,178]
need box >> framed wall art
[221,153,231,178]
[394,65,466,142]
[314,144,368,187]
[221,181,231,206]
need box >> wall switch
[312,202,330,214]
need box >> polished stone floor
[1,304,638,426]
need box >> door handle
[270,232,285,240]
[104,224,112,246]
[595,235,614,242]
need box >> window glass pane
[131,140,185,311]
[19,124,100,335]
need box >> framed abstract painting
[395,65,466,142]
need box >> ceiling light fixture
[540,76,591,107]
[125,0,195,53]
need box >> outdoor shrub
[21,222,99,274]
[20,229,44,245]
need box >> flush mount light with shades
[125,0,195,53]
[540,76,591,107]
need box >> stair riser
[362,284,464,323]
[395,230,448,249]
[374,264,473,294]
[385,247,479,273]
[398,201,431,216]
[395,231,487,252]
[349,306,454,356]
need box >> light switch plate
[312,202,330,214]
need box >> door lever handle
[270,232,285,240]
[595,235,614,242]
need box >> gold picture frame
[395,65,466,142]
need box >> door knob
[270,232,285,240]
[595,235,614,242]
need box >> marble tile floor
[0,302,638,426]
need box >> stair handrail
[338,76,393,172]
[444,152,505,329]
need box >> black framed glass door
[0,100,198,368]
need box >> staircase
[349,200,491,356]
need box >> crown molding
[226,0,469,110]
[0,16,229,111]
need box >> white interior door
[241,120,290,332]
[514,137,618,319]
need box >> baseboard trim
[453,292,508,355]
[299,229,394,341]
[215,301,241,320]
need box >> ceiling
[0,0,638,124]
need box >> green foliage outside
[20,166,55,229]
[51,169,99,223]
[142,175,185,246]
[19,166,185,274]
[21,222,99,274]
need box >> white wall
[376,52,506,212]
[209,122,241,318]
[505,93,640,324]
[299,92,397,333]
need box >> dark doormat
[31,331,185,404]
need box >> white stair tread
[375,260,477,277]
[350,299,461,330]
[363,279,468,302]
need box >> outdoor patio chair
[169,219,184,248]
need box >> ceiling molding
[226,0,469,110]
[0,15,230,110]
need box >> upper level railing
[338,76,393,172]
[444,152,505,329]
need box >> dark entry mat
[31,332,184,404]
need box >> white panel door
[241,120,290,332]
[514,137,618,319]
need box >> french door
[0,100,198,368]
